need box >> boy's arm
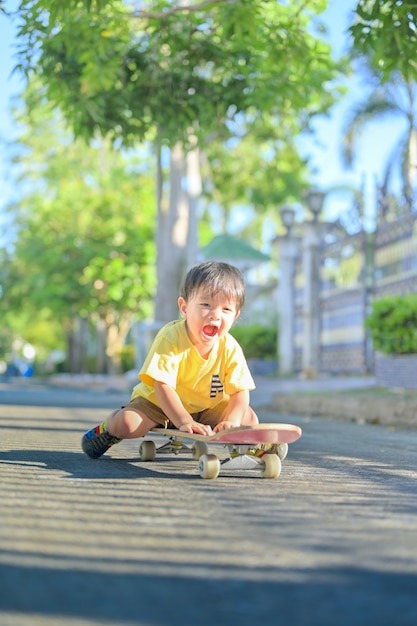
[154,380,212,435]
[213,389,250,432]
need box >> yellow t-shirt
[131,319,255,413]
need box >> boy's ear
[233,310,240,322]
[178,296,187,318]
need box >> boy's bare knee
[243,407,259,426]
[107,408,152,439]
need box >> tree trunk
[154,142,189,323]
[95,318,107,374]
[105,313,132,375]
[186,136,201,268]
[66,317,88,373]
[404,126,417,209]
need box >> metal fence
[292,211,417,374]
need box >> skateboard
[138,423,302,479]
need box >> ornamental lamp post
[305,188,326,222]
[281,203,296,235]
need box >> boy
[81,260,259,458]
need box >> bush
[120,344,135,372]
[365,294,417,354]
[230,324,277,360]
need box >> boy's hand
[179,422,213,436]
[213,420,238,433]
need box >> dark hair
[180,261,245,310]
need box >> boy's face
[178,287,240,357]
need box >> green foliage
[350,1,417,82]
[0,89,156,369]
[203,118,311,222]
[9,0,344,270]
[230,324,277,360]
[365,294,417,354]
[14,0,341,148]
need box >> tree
[350,0,417,83]
[9,0,342,321]
[1,93,156,373]
[14,1,339,146]
[341,63,417,217]
[202,115,311,231]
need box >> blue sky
[0,0,405,232]
[301,0,404,225]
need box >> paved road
[1,382,417,626]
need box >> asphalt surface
[1,377,417,626]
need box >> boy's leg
[81,398,168,459]
[197,403,259,430]
[81,416,122,459]
[240,406,259,426]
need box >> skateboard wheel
[139,440,156,461]
[198,454,220,479]
[261,454,281,479]
[192,441,209,460]
[277,443,288,461]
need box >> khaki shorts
[122,395,229,429]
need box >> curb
[266,393,417,429]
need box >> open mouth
[203,325,218,338]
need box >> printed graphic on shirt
[210,374,224,398]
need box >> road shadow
[0,448,156,480]
[0,448,221,481]
[0,559,416,626]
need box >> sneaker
[81,422,121,458]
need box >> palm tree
[342,63,417,221]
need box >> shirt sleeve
[139,333,180,389]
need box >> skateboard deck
[138,423,302,480]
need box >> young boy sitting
[81,260,259,458]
